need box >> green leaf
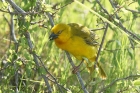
[133,78,140,86]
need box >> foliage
[0,0,140,93]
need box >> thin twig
[99,75,140,93]
[9,7,19,52]
[91,27,105,31]
[55,1,73,10]
[0,8,42,15]
[96,0,109,15]
[109,0,120,19]
[94,23,109,67]
[45,12,54,27]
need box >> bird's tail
[85,61,107,80]
[97,62,107,79]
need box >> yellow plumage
[49,23,106,79]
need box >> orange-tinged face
[49,23,71,44]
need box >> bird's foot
[72,59,84,74]
[72,65,80,74]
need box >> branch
[6,0,26,16]
[9,8,18,52]
[65,51,89,93]
[45,12,54,27]
[96,0,109,15]
[3,6,19,52]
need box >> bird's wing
[68,23,99,46]
[85,31,99,46]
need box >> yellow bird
[49,23,106,79]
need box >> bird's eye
[57,30,63,34]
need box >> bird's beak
[49,32,58,40]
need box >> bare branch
[45,12,54,27]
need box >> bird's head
[49,23,71,43]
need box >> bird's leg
[72,59,84,74]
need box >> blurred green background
[0,0,140,93]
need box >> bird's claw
[72,59,84,74]
[72,66,80,74]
